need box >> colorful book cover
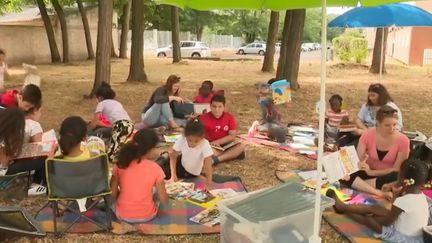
[271,79,291,105]
[190,206,220,227]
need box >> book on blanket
[322,146,360,183]
[165,182,195,200]
[16,130,58,160]
[190,206,220,227]
[209,188,239,199]
[211,140,240,151]
[189,190,215,204]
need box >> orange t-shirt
[113,160,165,219]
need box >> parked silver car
[237,42,266,55]
[156,41,211,58]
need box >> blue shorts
[375,225,424,243]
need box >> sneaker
[28,183,47,196]
[0,166,8,176]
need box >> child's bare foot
[111,222,138,235]
[326,189,345,214]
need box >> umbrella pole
[310,0,326,242]
[379,27,384,82]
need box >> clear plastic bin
[219,182,334,243]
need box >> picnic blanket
[274,169,387,243]
[239,134,317,160]
[35,177,246,235]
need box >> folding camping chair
[0,206,45,237]
[0,171,31,201]
[40,154,112,238]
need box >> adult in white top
[356,83,403,135]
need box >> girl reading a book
[0,108,46,195]
[341,106,410,199]
[88,82,134,163]
[110,128,168,223]
[24,106,43,143]
[58,116,103,160]
[163,119,214,191]
[328,159,429,243]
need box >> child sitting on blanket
[162,119,214,191]
[257,78,282,124]
[327,158,429,243]
[325,94,349,147]
[110,128,168,223]
[88,82,134,163]
[194,80,214,104]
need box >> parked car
[313,43,321,50]
[237,42,266,55]
[301,43,316,52]
[156,41,211,58]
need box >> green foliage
[351,37,368,63]
[333,31,368,64]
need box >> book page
[322,146,359,183]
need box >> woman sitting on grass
[110,128,168,224]
[341,106,410,200]
[328,158,429,243]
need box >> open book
[211,141,240,152]
[322,146,360,183]
[190,206,220,227]
[16,141,57,160]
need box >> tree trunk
[171,6,181,63]
[196,26,204,41]
[111,33,118,58]
[276,10,292,79]
[261,11,279,72]
[77,0,95,59]
[36,0,61,63]
[127,0,148,82]
[370,27,389,74]
[119,0,131,59]
[283,9,305,90]
[51,0,69,63]
[89,0,113,97]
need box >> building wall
[0,7,118,65]
[387,27,412,64]
[409,27,432,65]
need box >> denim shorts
[375,225,424,243]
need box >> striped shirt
[325,109,349,128]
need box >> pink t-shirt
[359,128,410,170]
[113,160,165,219]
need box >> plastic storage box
[219,182,334,243]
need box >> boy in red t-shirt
[199,95,246,164]
[194,80,214,104]
[0,84,41,112]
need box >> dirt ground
[2,56,432,242]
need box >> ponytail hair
[59,116,87,156]
[118,128,159,169]
[399,158,429,187]
[184,119,205,137]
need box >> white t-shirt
[95,99,131,124]
[24,119,43,143]
[0,62,7,86]
[393,193,428,236]
[173,135,214,176]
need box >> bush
[333,31,368,64]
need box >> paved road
[211,49,323,62]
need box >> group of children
[1,64,431,241]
